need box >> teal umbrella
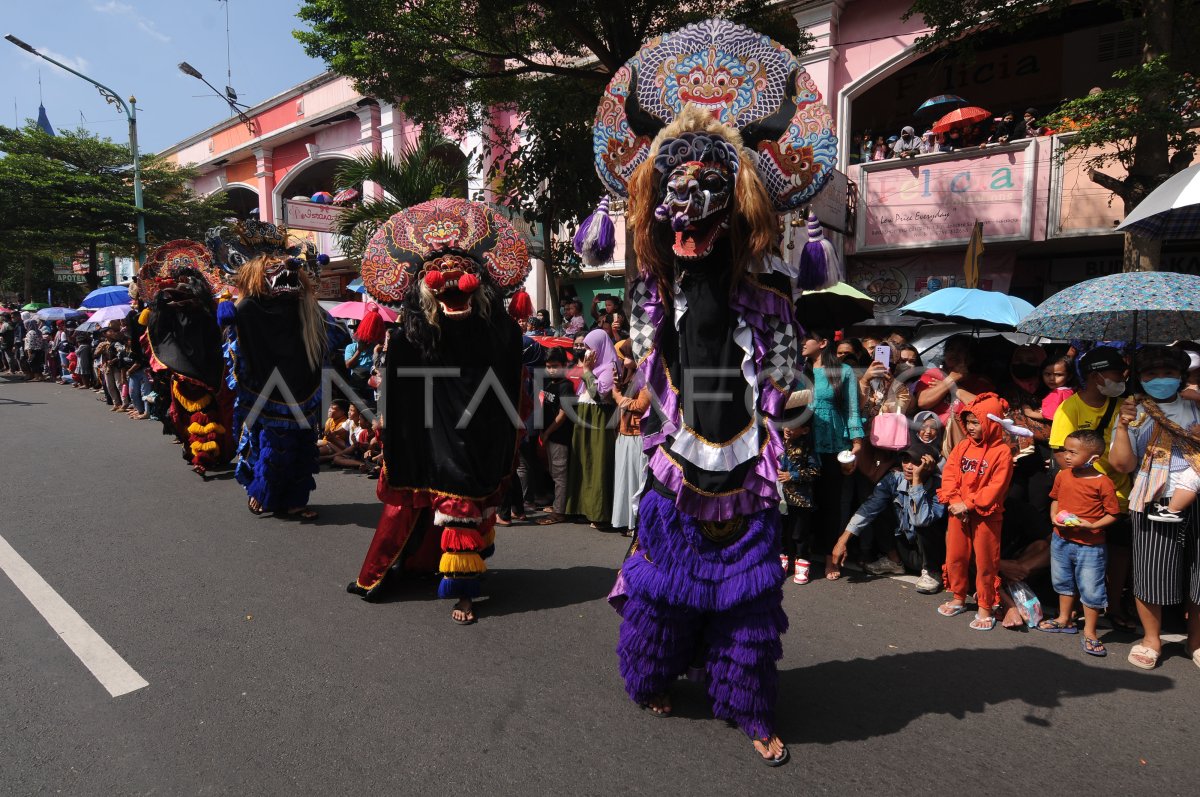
[898,287,1033,331]
[1017,271,1200,343]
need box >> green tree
[295,0,798,284]
[904,0,1200,271]
[0,124,227,293]
[331,129,470,263]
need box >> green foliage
[1044,57,1200,176]
[903,0,1073,54]
[332,129,470,262]
[295,0,801,275]
[0,124,227,290]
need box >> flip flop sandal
[1082,637,1108,657]
[753,739,790,767]
[970,614,996,631]
[452,607,477,626]
[937,602,968,617]
[1127,644,1159,670]
[639,701,672,718]
[247,498,264,516]
[1037,619,1079,634]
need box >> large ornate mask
[360,198,530,320]
[653,132,739,259]
[592,18,837,213]
[139,240,226,304]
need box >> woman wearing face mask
[1049,346,1137,633]
[1109,346,1200,671]
[802,328,864,580]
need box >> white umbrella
[1116,162,1200,239]
[88,305,130,325]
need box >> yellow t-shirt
[1049,394,1130,511]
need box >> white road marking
[0,533,148,698]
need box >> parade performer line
[0,533,148,698]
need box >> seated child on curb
[936,393,1015,630]
[318,399,351,463]
[832,437,946,593]
[1040,429,1119,656]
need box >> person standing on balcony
[893,126,921,159]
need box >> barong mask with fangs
[652,132,739,260]
[420,251,484,319]
[262,256,305,297]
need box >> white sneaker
[792,559,810,585]
[864,556,905,576]
[915,569,942,594]
[1147,502,1185,523]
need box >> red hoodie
[937,393,1014,517]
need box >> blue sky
[3,1,327,152]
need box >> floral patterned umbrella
[1017,271,1200,343]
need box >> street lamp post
[5,34,146,285]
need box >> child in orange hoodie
[937,393,1015,630]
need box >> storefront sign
[848,251,1015,314]
[284,199,344,233]
[811,168,851,235]
[856,142,1036,252]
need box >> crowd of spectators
[849,108,1048,163]
[9,286,1199,672]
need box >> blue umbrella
[346,278,365,294]
[36,307,88,322]
[1017,271,1200,343]
[915,94,968,118]
[81,285,132,308]
[898,287,1034,331]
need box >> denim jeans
[127,369,150,414]
[1051,532,1108,609]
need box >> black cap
[1079,346,1125,374]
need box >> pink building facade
[160,73,540,300]
[789,0,1186,319]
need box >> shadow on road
[307,501,382,529]
[356,564,618,617]
[483,565,618,616]
[774,647,1173,743]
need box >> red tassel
[508,289,534,322]
[441,527,485,551]
[191,412,207,424]
[355,303,387,346]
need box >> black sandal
[248,498,264,516]
[754,737,790,767]
[283,507,319,522]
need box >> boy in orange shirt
[937,393,1015,630]
[1039,429,1119,656]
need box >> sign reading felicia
[855,141,1036,252]
[283,199,344,233]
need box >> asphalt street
[1,374,1196,795]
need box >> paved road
[1,375,1196,795]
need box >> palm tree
[333,129,470,262]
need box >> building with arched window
[160,72,494,300]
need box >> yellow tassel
[189,441,204,454]
[171,382,212,412]
[138,308,150,326]
[439,551,486,575]
[186,422,224,435]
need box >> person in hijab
[893,125,921,159]
[566,328,619,528]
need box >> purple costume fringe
[616,490,788,738]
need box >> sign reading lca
[856,141,1036,252]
